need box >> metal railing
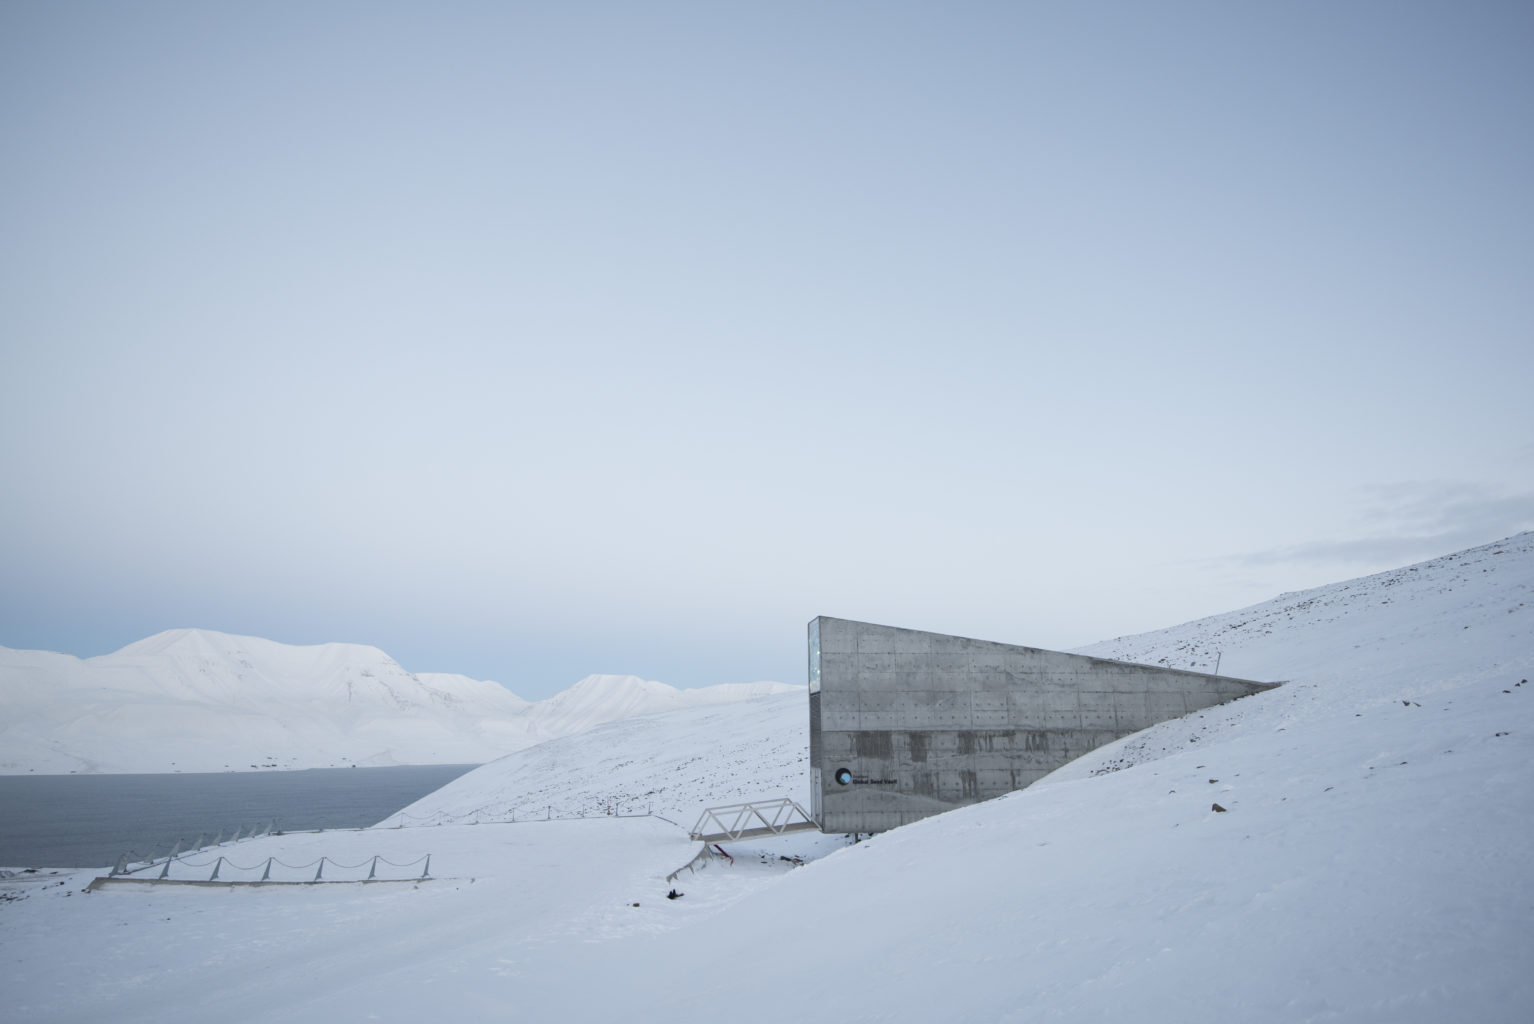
[106,820,279,878]
[99,850,432,886]
[688,798,818,842]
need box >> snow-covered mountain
[0,630,799,774]
[4,534,1531,1023]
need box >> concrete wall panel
[809,616,1278,833]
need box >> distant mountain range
[0,629,798,774]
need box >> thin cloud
[1222,482,1534,569]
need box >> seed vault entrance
[808,616,1278,834]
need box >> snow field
[2,532,1530,1022]
[1,817,720,1023]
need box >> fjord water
[0,765,478,868]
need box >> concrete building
[808,616,1278,833]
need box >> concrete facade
[808,616,1278,833]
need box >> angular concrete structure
[808,616,1278,834]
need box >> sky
[2,1,1532,699]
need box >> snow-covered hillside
[3,534,1530,1023]
[1079,530,1530,683]
[0,630,798,774]
[380,690,810,827]
[397,533,1532,833]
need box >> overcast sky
[3,1,1531,698]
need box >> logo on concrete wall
[834,767,896,786]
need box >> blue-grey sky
[3,1,1532,698]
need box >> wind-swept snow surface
[0,630,798,773]
[3,534,1531,1022]
[381,690,810,827]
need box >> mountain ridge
[0,629,798,774]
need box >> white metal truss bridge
[688,798,820,843]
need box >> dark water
[0,765,477,868]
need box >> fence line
[380,805,659,830]
[106,800,684,883]
[108,819,284,878]
[109,850,432,885]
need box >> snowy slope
[380,689,810,827]
[394,533,1532,831]
[0,630,798,774]
[3,534,1531,1023]
[1078,531,1530,684]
